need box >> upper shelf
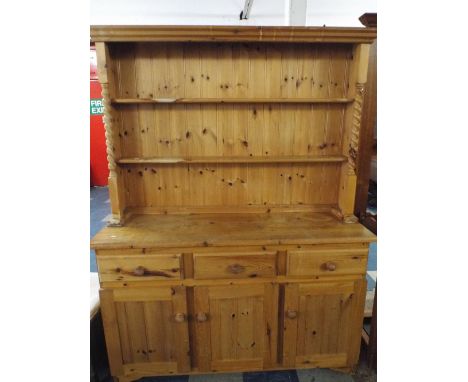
[90,25,377,44]
[117,156,347,165]
[112,98,354,105]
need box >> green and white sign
[90,98,104,115]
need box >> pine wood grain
[91,212,376,250]
[97,254,182,282]
[193,252,277,280]
[111,97,353,104]
[193,286,212,371]
[121,164,341,209]
[172,286,191,372]
[283,281,357,369]
[111,43,353,99]
[117,155,346,164]
[282,283,299,367]
[99,289,124,375]
[116,103,346,158]
[103,287,192,376]
[286,249,368,277]
[193,283,277,372]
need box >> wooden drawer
[287,249,368,277]
[193,252,277,279]
[97,254,182,282]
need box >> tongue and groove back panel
[102,40,362,216]
[121,163,341,208]
[111,43,352,99]
[116,104,345,157]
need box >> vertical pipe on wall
[285,0,308,26]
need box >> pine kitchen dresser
[90,25,377,382]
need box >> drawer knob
[227,263,246,274]
[324,262,337,271]
[196,312,208,322]
[174,313,186,323]
[286,310,298,319]
[133,266,146,276]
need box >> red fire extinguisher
[90,46,109,186]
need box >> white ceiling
[90,0,377,27]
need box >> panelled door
[282,278,366,368]
[193,283,278,372]
[99,286,190,378]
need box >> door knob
[286,310,298,319]
[324,262,336,271]
[133,266,146,276]
[196,312,208,322]
[227,263,246,274]
[174,313,186,323]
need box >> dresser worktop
[91,212,376,250]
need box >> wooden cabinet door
[193,283,278,372]
[99,286,190,378]
[282,279,366,368]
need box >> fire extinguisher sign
[90,98,104,115]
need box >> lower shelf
[117,155,347,165]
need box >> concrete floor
[90,186,377,382]
[90,186,111,272]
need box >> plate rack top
[91,25,376,43]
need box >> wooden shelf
[117,156,347,165]
[111,98,354,105]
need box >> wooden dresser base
[93,212,374,381]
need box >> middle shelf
[117,155,347,165]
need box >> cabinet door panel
[124,301,151,363]
[194,283,278,372]
[100,286,190,378]
[143,300,172,362]
[282,278,366,368]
